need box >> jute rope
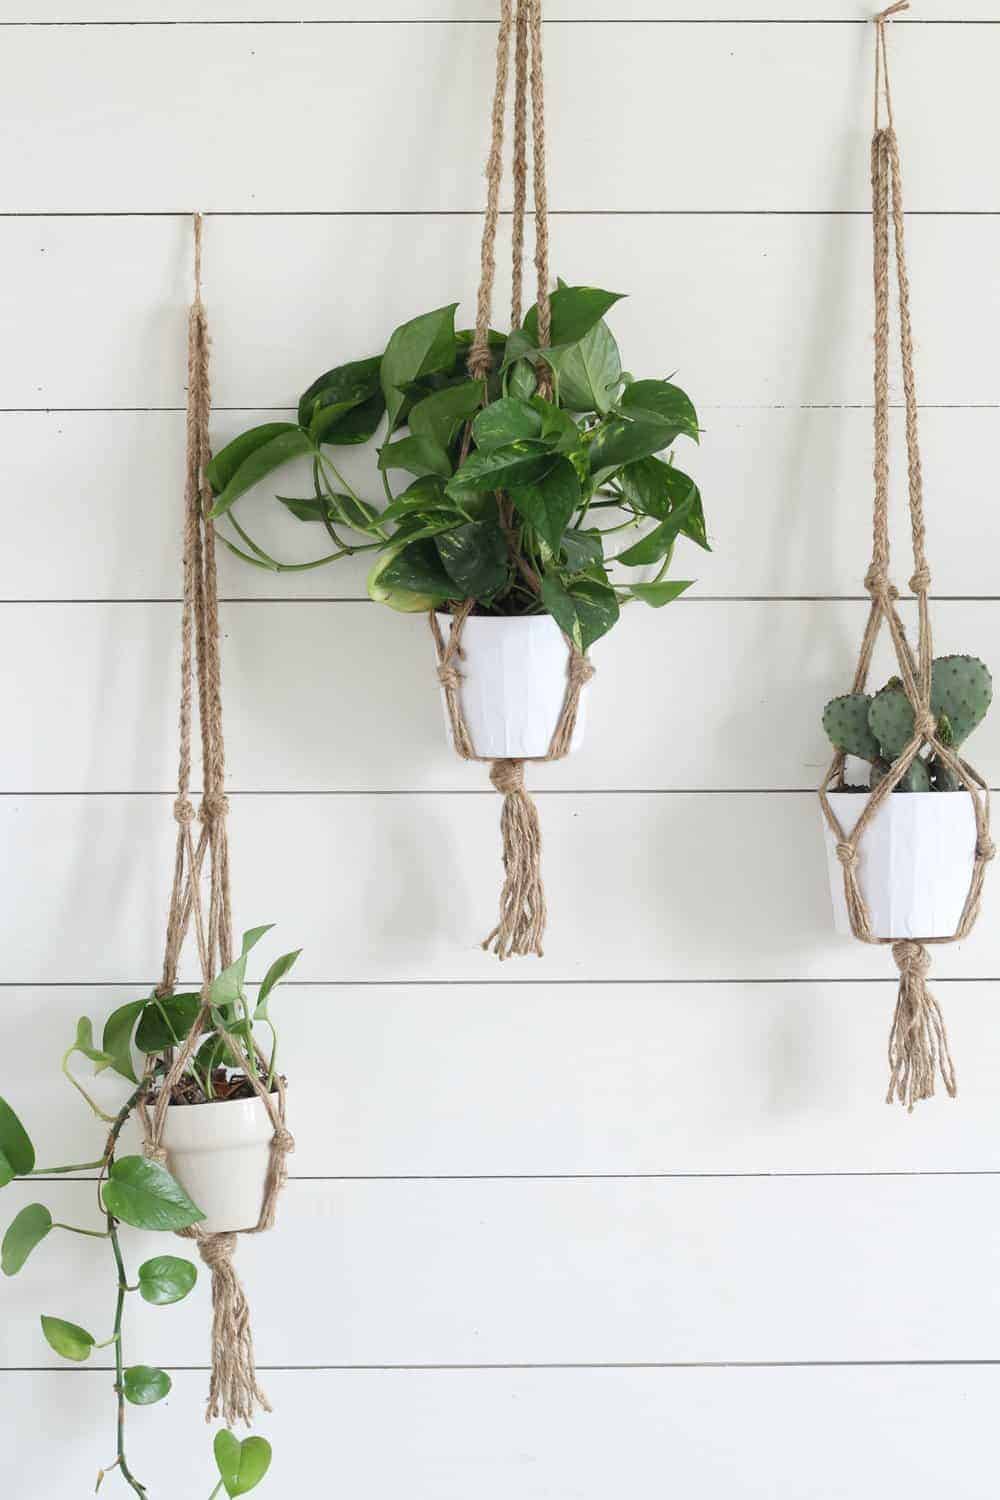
[137,215,294,1423]
[430,0,594,960]
[818,5,993,1109]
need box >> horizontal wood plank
[1,1365,997,1500]
[2,5,995,24]
[5,598,1000,791]
[0,793,995,982]
[5,407,1000,601]
[3,1174,1000,1365]
[6,981,1000,1177]
[2,24,998,211]
[3,215,999,411]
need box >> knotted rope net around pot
[818,6,992,1110]
[137,215,293,1424]
[430,0,595,962]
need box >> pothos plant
[0,924,300,1497]
[207,283,709,651]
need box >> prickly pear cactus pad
[868,683,916,762]
[931,656,993,748]
[822,694,880,763]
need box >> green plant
[822,655,992,792]
[206,285,709,651]
[0,925,298,1496]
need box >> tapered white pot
[823,792,977,940]
[435,612,588,760]
[159,1094,275,1235]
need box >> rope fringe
[886,942,957,1111]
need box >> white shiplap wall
[2,4,1000,1497]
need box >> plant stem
[100,1078,155,1499]
[51,1222,110,1240]
[264,1018,278,1094]
[61,1048,116,1123]
[29,1158,106,1175]
[208,1482,224,1500]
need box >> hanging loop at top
[873,0,908,131]
[468,0,551,379]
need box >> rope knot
[914,710,937,740]
[466,345,494,380]
[437,662,463,693]
[143,1142,169,1164]
[568,651,595,688]
[863,566,897,601]
[173,795,196,825]
[835,842,858,870]
[272,1128,295,1156]
[977,838,997,863]
[489,757,526,796]
[200,792,230,822]
[198,1230,238,1269]
[908,565,931,595]
[891,939,931,979]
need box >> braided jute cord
[431,0,592,960]
[137,214,293,1424]
[818,10,992,1110]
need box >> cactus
[822,654,991,794]
[931,655,993,747]
[868,683,915,760]
[822,693,880,763]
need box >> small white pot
[822,791,977,940]
[435,612,588,760]
[159,1094,275,1235]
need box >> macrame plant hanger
[819,3,993,1110]
[138,215,294,1423]
[430,0,594,961]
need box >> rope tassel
[193,1231,271,1427]
[482,759,546,959]
[886,941,957,1111]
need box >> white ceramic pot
[159,1094,276,1235]
[435,612,588,760]
[822,791,977,940]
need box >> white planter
[822,792,977,940]
[159,1094,275,1235]
[435,612,588,760]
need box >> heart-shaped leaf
[0,1097,35,1183]
[137,1254,198,1306]
[208,427,313,520]
[541,573,619,652]
[102,1157,204,1232]
[297,356,381,430]
[2,1204,52,1275]
[544,319,622,414]
[619,380,699,443]
[214,1430,273,1496]
[523,285,623,348]
[630,580,694,607]
[614,489,699,568]
[435,520,509,598]
[41,1315,94,1362]
[123,1366,172,1406]
[447,441,557,495]
[135,993,201,1055]
[408,379,484,451]
[381,304,459,431]
[472,397,543,453]
[378,434,452,479]
[378,538,456,598]
[73,1017,112,1072]
[101,1000,146,1084]
[508,456,581,553]
[254,950,302,1024]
